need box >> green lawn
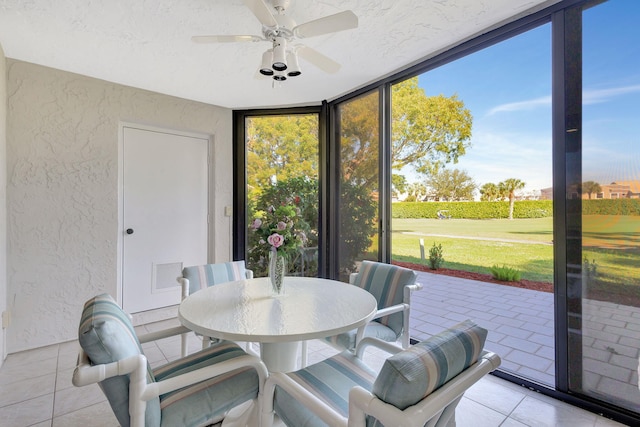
[391,216,640,288]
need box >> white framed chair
[73,293,268,427]
[324,260,423,353]
[177,261,253,356]
[262,320,500,427]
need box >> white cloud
[487,96,551,116]
[486,84,640,115]
[583,84,640,104]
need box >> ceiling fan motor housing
[270,0,291,13]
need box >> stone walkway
[410,270,640,412]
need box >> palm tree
[582,180,602,199]
[499,178,526,219]
[480,182,501,201]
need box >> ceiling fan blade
[294,10,358,39]
[243,0,278,27]
[192,35,263,43]
[296,45,341,74]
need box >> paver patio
[410,270,640,411]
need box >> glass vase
[269,251,287,296]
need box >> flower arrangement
[250,202,308,258]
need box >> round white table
[178,276,377,372]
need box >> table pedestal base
[260,341,300,372]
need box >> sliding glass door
[564,0,640,413]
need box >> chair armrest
[246,269,254,279]
[177,276,189,299]
[349,272,358,285]
[142,354,268,402]
[372,303,408,319]
[263,372,348,427]
[138,325,192,344]
[348,351,501,427]
[72,349,147,387]
[406,282,423,292]
[354,337,403,359]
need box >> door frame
[117,121,214,307]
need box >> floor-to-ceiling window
[390,23,555,386]
[234,1,640,422]
[335,91,381,279]
[564,0,640,414]
[235,110,321,278]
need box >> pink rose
[267,233,285,248]
[251,218,262,229]
[276,221,287,230]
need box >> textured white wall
[6,60,233,352]
[0,45,7,363]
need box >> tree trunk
[508,197,515,220]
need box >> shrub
[490,265,521,282]
[428,243,444,270]
[583,257,598,279]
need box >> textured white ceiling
[0,0,557,109]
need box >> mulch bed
[392,261,553,293]
[393,261,640,306]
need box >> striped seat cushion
[78,293,161,427]
[354,261,417,337]
[372,320,488,410]
[154,341,260,427]
[182,261,248,295]
[274,351,377,427]
[324,322,397,351]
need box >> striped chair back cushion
[182,261,248,295]
[372,319,488,410]
[78,293,160,427]
[353,261,417,337]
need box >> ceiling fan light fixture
[259,50,274,76]
[273,73,287,81]
[286,51,301,77]
[272,37,287,71]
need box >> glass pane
[245,114,320,278]
[337,91,380,279]
[573,0,640,412]
[392,25,554,385]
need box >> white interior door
[122,126,208,313]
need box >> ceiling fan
[192,0,358,81]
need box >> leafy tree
[392,174,408,199]
[426,168,476,201]
[246,114,319,201]
[480,182,502,201]
[498,178,526,220]
[339,77,473,190]
[405,182,428,202]
[393,78,473,175]
[582,180,602,199]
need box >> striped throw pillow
[372,319,487,410]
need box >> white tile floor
[0,317,630,427]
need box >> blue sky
[408,0,639,196]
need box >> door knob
[126,228,134,235]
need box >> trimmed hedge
[391,201,552,219]
[582,198,640,215]
[392,199,640,219]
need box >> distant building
[540,180,640,200]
